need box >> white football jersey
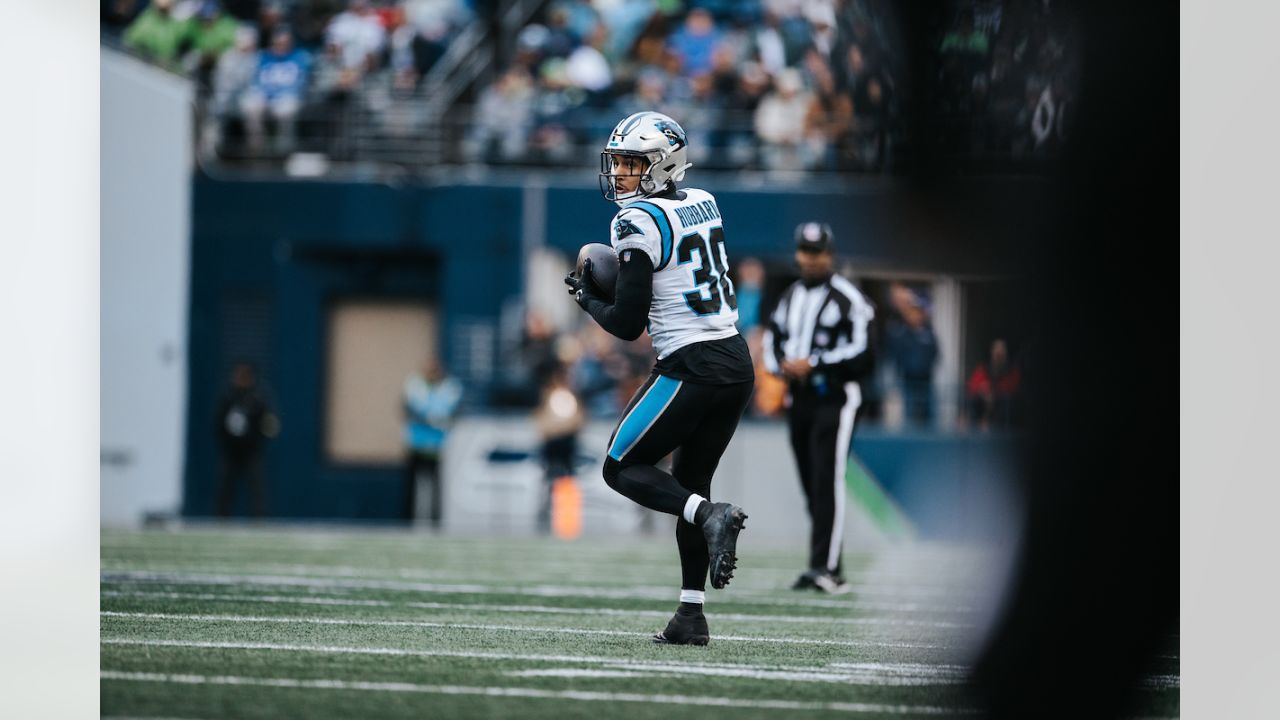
[609,188,740,359]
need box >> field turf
[101,526,1178,718]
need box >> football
[575,243,619,302]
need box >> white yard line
[101,637,967,686]
[101,590,968,629]
[99,560,975,599]
[101,611,950,650]
[99,670,970,715]
[506,663,965,686]
[100,571,974,614]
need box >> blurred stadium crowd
[102,0,1078,171]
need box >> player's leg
[787,400,824,589]
[806,403,842,574]
[601,374,708,515]
[788,402,817,519]
[670,379,754,594]
[655,379,753,645]
[807,384,862,593]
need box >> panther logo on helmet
[653,119,686,148]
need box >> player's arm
[569,251,654,341]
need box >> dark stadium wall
[183,174,1041,520]
[184,175,522,519]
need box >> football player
[565,112,754,645]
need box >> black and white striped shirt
[763,274,876,390]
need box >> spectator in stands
[752,8,798,76]
[202,24,260,155]
[464,66,535,162]
[966,338,1021,430]
[215,362,278,517]
[721,60,769,166]
[403,0,473,33]
[402,361,463,526]
[184,1,241,88]
[513,24,552,73]
[123,0,189,69]
[555,0,601,42]
[802,48,851,170]
[755,68,812,171]
[256,1,287,52]
[529,58,587,163]
[847,67,889,169]
[614,68,670,125]
[241,27,311,154]
[542,5,580,59]
[384,7,444,92]
[681,72,722,166]
[597,0,663,64]
[884,284,939,427]
[325,0,387,73]
[836,42,867,96]
[564,24,614,97]
[668,8,722,77]
[805,1,839,64]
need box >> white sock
[682,494,707,524]
[680,589,706,605]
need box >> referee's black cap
[794,222,834,252]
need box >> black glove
[564,258,600,308]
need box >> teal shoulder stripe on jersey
[626,201,674,270]
[608,375,682,461]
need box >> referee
[763,223,876,594]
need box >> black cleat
[701,502,747,589]
[791,568,820,590]
[652,603,710,645]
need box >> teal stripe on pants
[608,376,682,460]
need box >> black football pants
[601,373,753,592]
[787,382,863,575]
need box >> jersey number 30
[677,227,738,316]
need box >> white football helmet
[599,111,693,207]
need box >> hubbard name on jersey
[609,188,740,361]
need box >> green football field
[101,526,1179,719]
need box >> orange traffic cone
[551,475,582,540]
